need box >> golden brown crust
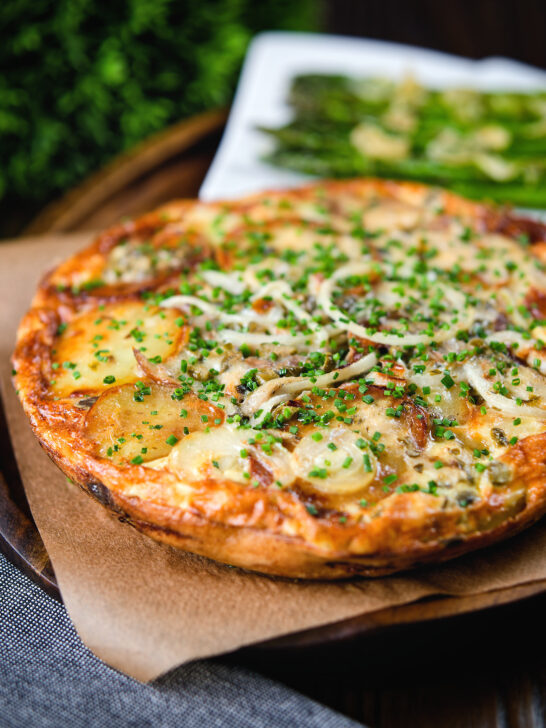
[13,178,546,579]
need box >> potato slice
[51,301,184,396]
[291,428,376,494]
[85,382,223,464]
[169,427,294,486]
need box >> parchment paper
[2,234,546,682]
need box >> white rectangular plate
[199,31,546,204]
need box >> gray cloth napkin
[0,552,363,728]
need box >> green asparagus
[261,74,546,208]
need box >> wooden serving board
[3,108,546,652]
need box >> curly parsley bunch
[0,0,316,215]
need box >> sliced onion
[485,330,533,349]
[287,351,378,392]
[410,369,472,423]
[160,294,276,332]
[530,354,546,377]
[252,281,314,324]
[243,259,293,291]
[241,376,302,419]
[407,370,445,391]
[250,392,295,425]
[484,331,546,377]
[161,293,323,348]
[168,427,294,486]
[495,290,530,329]
[251,280,327,346]
[200,269,246,295]
[133,348,178,385]
[241,352,378,417]
[160,294,255,325]
[291,428,377,494]
[218,329,314,347]
[463,361,546,419]
[485,330,539,366]
[318,264,474,347]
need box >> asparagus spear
[262,74,546,207]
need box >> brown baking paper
[2,233,546,682]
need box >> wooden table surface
[6,109,546,728]
[238,589,546,727]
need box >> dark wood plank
[0,392,58,599]
[241,589,546,726]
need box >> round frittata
[13,179,546,579]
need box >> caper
[489,460,512,485]
[491,427,509,447]
[456,491,476,508]
[75,396,98,409]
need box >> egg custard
[13,179,546,578]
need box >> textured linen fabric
[0,553,363,728]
